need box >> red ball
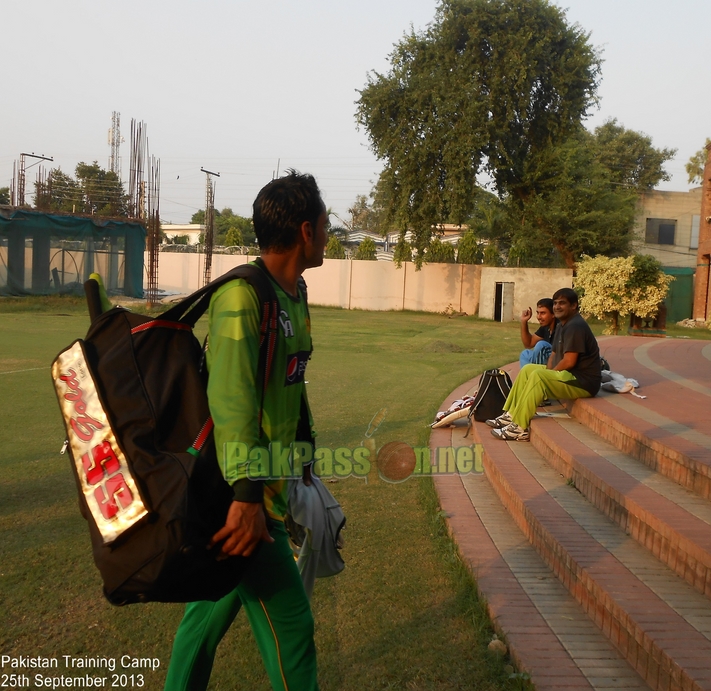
[377,441,416,483]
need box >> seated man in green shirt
[164,171,327,691]
[488,287,600,442]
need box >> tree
[511,131,639,267]
[592,119,675,190]
[575,254,673,334]
[34,163,128,216]
[686,138,711,185]
[427,238,456,263]
[325,236,346,259]
[216,208,254,246]
[504,120,674,268]
[191,208,255,246]
[357,0,601,263]
[348,194,379,234]
[224,226,244,247]
[393,239,413,265]
[0,187,9,205]
[456,230,483,264]
[354,237,377,260]
[483,243,503,266]
[75,161,129,216]
[34,168,82,213]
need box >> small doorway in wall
[494,282,514,322]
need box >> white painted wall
[151,252,572,318]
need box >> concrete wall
[156,252,250,294]
[153,252,571,318]
[304,258,351,308]
[478,267,574,320]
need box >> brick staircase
[432,337,711,691]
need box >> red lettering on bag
[81,441,121,486]
[60,369,104,442]
[94,473,133,519]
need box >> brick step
[505,438,711,646]
[471,416,711,691]
[572,339,711,500]
[531,415,711,600]
[432,424,650,689]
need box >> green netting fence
[0,208,146,297]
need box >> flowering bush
[575,254,673,334]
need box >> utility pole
[14,153,53,206]
[200,167,219,287]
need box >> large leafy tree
[507,122,674,267]
[512,131,638,267]
[0,187,10,205]
[357,0,601,264]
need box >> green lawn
[1,296,707,690]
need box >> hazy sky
[2,0,709,225]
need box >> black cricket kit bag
[51,260,280,605]
[466,368,513,425]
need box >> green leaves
[686,138,711,186]
[354,236,378,260]
[357,0,601,264]
[575,254,673,334]
[325,235,346,260]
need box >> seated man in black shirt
[488,288,600,441]
[519,298,556,367]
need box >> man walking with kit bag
[164,171,327,691]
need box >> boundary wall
[152,253,572,319]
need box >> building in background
[632,188,702,269]
[161,223,204,245]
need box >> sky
[2,0,709,225]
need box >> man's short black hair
[537,298,554,312]
[552,287,579,308]
[253,170,324,252]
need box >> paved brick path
[431,336,711,691]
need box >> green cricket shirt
[206,268,313,520]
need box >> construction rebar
[145,156,161,307]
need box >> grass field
[1,296,708,690]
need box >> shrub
[355,237,377,260]
[427,238,455,263]
[575,254,673,334]
[456,231,484,264]
[325,236,346,259]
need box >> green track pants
[504,364,591,429]
[164,522,318,691]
